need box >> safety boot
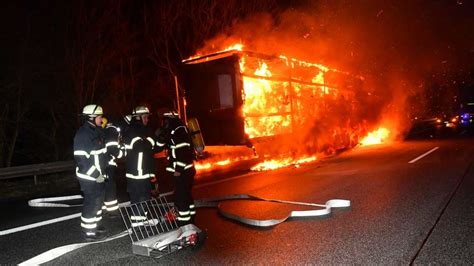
[82,230,107,242]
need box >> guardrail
[0,160,75,185]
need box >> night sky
[1,0,473,166]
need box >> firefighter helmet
[132,106,150,117]
[82,104,103,117]
[157,107,179,118]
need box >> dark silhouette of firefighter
[101,117,127,217]
[123,106,157,226]
[155,108,196,226]
[73,104,108,240]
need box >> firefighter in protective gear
[73,104,108,240]
[102,117,126,217]
[155,108,196,226]
[123,106,157,226]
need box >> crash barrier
[0,160,74,185]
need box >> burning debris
[180,44,390,171]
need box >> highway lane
[0,138,472,264]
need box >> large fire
[359,127,390,146]
[185,43,388,172]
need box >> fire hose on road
[9,193,350,264]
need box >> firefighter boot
[82,229,107,242]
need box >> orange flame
[360,127,390,145]
[251,156,317,171]
[186,43,374,172]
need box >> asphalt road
[0,136,473,264]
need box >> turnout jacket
[104,121,124,167]
[123,121,156,179]
[73,122,107,181]
[156,117,195,174]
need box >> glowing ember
[251,156,317,171]
[360,127,390,145]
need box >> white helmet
[132,106,150,116]
[82,104,103,117]
[163,110,179,117]
[157,107,179,118]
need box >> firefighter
[122,106,157,226]
[73,104,108,240]
[155,108,196,226]
[101,117,126,217]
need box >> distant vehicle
[458,103,474,127]
[434,113,459,129]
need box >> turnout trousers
[127,178,152,227]
[78,179,105,232]
[103,166,119,214]
[173,168,195,226]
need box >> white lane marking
[408,147,439,164]
[0,213,81,236]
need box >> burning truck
[175,45,379,171]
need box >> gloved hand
[96,175,105,183]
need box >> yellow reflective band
[130,215,147,221]
[125,173,153,179]
[81,223,97,229]
[73,150,90,158]
[189,204,195,209]
[172,143,191,149]
[106,205,119,211]
[108,156,117,166]
[106,141,119,147]
[178,211,190,215]
[86,166,96,176]
[177,216,191,221]
[90,148,106,155]
[125,137,141,150]
[137,152,143,176]
[131,222,144,227]
[156,142,165,147]
[94,154,101,175]
[176,161,186,167]
[171,126,187,135]
[75,167,96,181]
[184,164,194,169]
[166,167,175,172]
[81,216,97,223]
[104,200,118,206]
[147,137,155,146]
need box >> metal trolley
[119,195,204,258]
